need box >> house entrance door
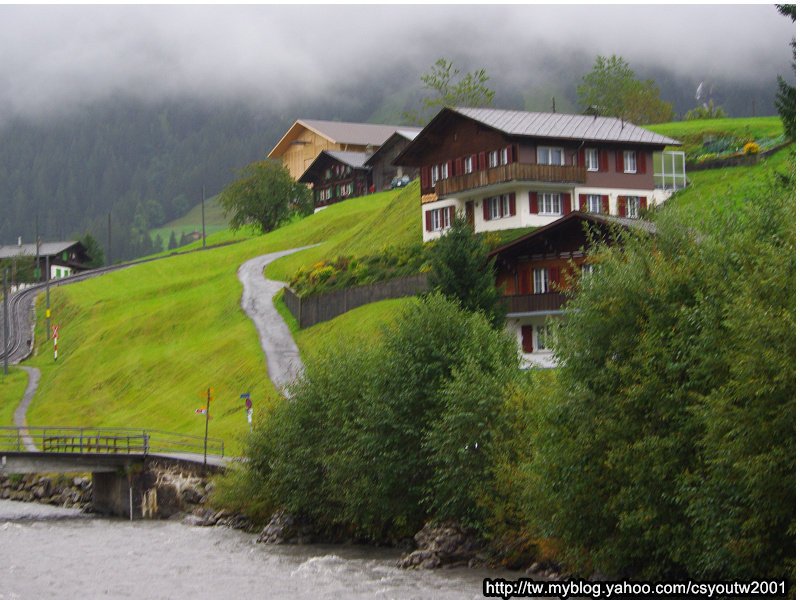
[465,201,475,230]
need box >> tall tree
[79,233,105,268]
[405,58,495,125]
[218,160,312,233]
[775,4,795,138]
[577,55,673,125]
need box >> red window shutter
[616,150,624,173]
[578,150,586,168]
[617,196,626,216]
[579,194,587,211]
[421,166,430,190]
[519,269,532,294]
[529,191,538,214]
[600,150,609,172]
[506,144,515,163]
[521,325,533,353]
[448,205,455,224]
[639,196,647,213]
[448,159,455,177]
[478,152,486,170]
[549,266,561,285]
[454,158,462,177]
[562,193,572,215]
[425,210,432,232]
[483,199,490,221]
[509,192,516,216]
[602,195,610,214]
[637,152,647,174]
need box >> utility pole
[107,212,112,266]
[203,386,212,472]
[45,255,51,341]
[201,186,207,249]
[35,215,41,282]
[3,268,9,375]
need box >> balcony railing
[436,163,586,196]
[501,292,568,314]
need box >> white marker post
[52,325,59,361]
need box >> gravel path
[238,246,316,396]
[13,366,40,451]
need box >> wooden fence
[282,273,430,329]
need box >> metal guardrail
[0,426,224,457]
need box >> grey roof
[0,241,80,260]
[393,127,423,141]
[325,150,371,169]
[453,107,681,146]
[300,119,405,147]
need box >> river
[0,500,505,599]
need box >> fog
[0,4,794,122]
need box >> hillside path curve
[238,246,316,396]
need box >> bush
[527,171,795,580]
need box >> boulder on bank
[257,510,316,545]
[398,522,484,569]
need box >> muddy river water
[0,500,507,599]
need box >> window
[440,162,449,180]
[463,156,473,174]
[624,150,637,173]
[538,192,562,215]
[626,196,640,218]
[487,194,513,220]
[533,268,548,294]
[587,194,602,213]
[585,148,599,171]
[535,325,551,351]
[581,263,595,277]
[431,164,439,184]
[488,150,499,168]
[428,207,453,232]
[537,146,564,166]
[500,147,509,165]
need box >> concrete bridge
[0,426,228,519]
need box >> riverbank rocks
[257,510,317,545]
[0,474,92,509]
[398,522,484,570]
[182,507,255,531]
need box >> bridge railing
[0,427,224,457]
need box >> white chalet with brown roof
[394,107,684,242]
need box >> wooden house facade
[393,107,683,242]
[298,151,372,210]
[364,128,422,191]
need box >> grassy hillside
[17,185,416,453]
[150,195,229,244]
[0,368,28,427]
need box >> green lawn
[0,368,28,427]
[150,195,229,244]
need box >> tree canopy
[577,55,673,125]
[405,58,495,125]
[218,160,312,234]
[775,4,796,139]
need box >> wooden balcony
[437,163,586,196]
[501,292,568,314]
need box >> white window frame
[538,192,562,215]
[581,263,595,277]
[430,207,452,232]
[535,325,551,351]
[585,148,599,171]
[500,147,509,165]
[538,146,564,166]
[440,162,449,180]
[533,268,548,294]
[488,150,499,168]
[624,150,637,173]
[587,194,602,214]
[464,156,473,174]
[626,196,640,219]
[431,165,439,184]
[487,194,513,220]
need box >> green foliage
[78,233,105,268]
[427,216,505,328]
[578,55,673,125]
[527,173,795,580]
[405,58,495,125]
[237,294,519,541]
[218,160,312,234]
[775,5,796,139]
[288,243,427,297]
[684,99,727,121]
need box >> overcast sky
[0,4,794,122]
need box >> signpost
[241,392,253,432]
[198,387,212,471]
[52,324,59,361]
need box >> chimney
[17,236,21,247]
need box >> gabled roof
[453,107,681,146]
[298,150,371,184]
[488,211,655,259]
[268,119,407,158]
[364,128,423,167]
[396,107,680,165]
[0,241,83,260]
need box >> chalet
[393,107,684,242]
[298,151,372,210]
[364,128,422,191]
[268,119,406,181]
[0,240,93,281]
[489,212,655,368]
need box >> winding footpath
[238,246,316,396]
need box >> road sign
[195,408,207,415]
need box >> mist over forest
[0,4,793,260]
